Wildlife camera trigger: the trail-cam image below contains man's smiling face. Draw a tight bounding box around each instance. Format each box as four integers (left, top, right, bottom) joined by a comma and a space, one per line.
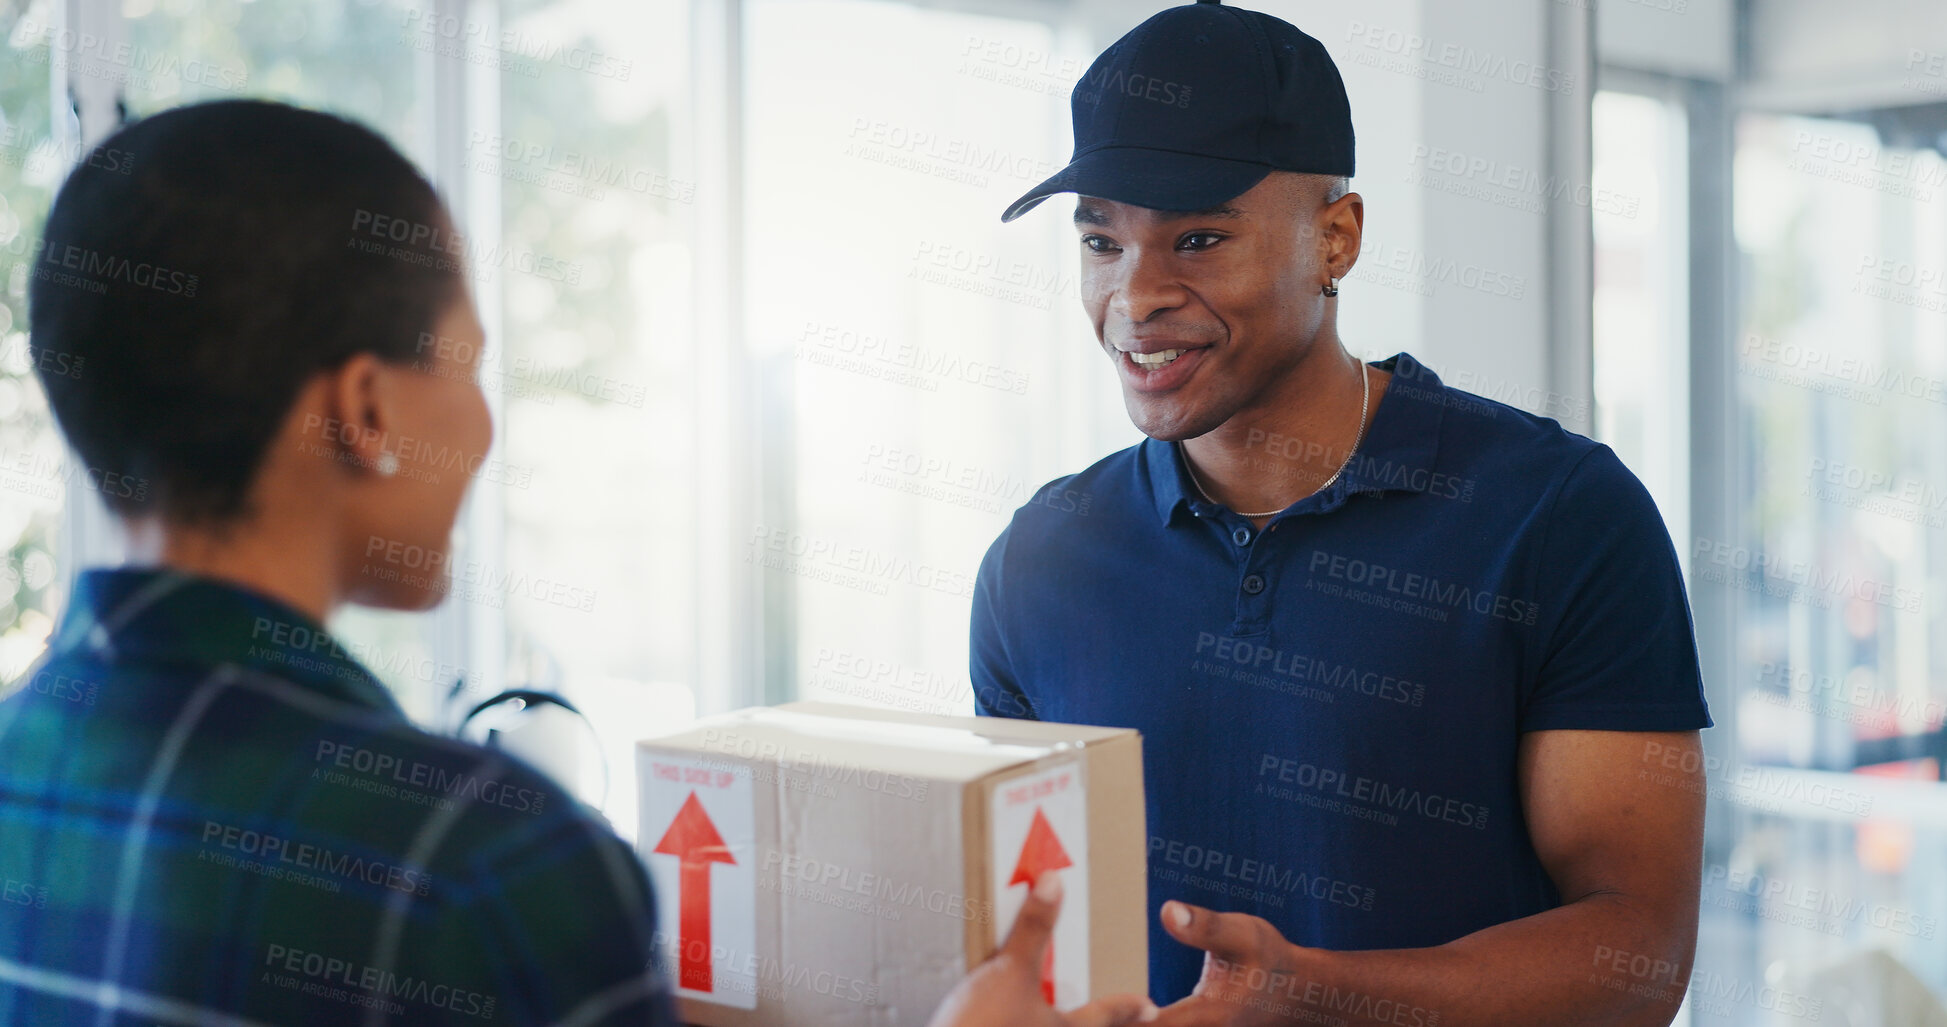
1075, 172, 1353, 441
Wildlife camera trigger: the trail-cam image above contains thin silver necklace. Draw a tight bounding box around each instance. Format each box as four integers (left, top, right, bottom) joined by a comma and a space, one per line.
1183, 358, 1370, 519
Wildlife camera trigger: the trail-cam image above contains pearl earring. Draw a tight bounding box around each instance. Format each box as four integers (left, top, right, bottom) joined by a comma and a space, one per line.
376, 452, 400, 477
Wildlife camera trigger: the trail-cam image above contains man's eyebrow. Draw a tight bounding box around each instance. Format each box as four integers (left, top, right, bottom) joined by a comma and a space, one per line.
1170, 205, 1246, 221
1073, 203, 1245, 226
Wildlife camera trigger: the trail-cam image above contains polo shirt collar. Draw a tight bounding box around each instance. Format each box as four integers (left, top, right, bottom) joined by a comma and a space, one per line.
47, 567, 404, 716
1144, 351, 1447, 526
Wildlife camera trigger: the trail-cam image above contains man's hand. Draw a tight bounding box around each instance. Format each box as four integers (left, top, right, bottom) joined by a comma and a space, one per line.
1151, 900, 1310, 1027
928, 872, 1159, 1027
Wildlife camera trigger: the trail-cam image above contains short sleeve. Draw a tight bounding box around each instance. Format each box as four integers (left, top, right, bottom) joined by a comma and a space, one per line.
1520, 445, 1712, 733
971, 523, 1037, 721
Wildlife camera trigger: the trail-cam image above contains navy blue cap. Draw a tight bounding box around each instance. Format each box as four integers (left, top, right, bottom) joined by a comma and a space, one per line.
1000, 0, 1355, 223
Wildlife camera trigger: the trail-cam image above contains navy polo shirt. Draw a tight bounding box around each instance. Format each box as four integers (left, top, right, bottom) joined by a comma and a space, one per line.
972, 352, 1711, 1002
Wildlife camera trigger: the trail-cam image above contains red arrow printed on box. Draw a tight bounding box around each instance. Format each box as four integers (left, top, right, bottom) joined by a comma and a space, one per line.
653, 791, 737, 992
1007, 806, 1074, 1005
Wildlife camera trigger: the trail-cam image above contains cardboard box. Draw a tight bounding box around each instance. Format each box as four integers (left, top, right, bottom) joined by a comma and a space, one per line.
634, 701, 1146, 1026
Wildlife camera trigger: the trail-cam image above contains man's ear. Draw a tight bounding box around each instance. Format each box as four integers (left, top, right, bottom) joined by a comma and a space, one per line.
1323, 192, 1364, 277
322, 353, 396, 477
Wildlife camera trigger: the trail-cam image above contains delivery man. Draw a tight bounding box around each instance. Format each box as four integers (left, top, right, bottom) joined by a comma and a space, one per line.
974, 3, 1713, 1023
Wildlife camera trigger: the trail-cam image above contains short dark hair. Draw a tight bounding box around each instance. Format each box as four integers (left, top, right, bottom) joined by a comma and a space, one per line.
29, 99, 462, 524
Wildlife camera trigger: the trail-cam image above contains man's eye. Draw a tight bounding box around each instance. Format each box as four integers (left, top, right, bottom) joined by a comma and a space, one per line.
1179, 233, 1224, 251
1081, 235, 1119, 253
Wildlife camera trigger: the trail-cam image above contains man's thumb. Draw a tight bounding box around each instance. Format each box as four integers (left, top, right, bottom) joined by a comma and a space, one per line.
1159, 900, 1258, 963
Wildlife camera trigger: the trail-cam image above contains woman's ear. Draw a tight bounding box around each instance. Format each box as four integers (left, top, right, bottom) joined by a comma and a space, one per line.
323, 353, 399, 479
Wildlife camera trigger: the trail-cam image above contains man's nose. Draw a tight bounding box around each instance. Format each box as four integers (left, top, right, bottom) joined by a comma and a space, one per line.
1107, 251, 1189, 323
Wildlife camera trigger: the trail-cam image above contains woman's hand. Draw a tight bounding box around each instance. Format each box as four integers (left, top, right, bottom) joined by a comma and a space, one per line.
928, 872, 1159, 1027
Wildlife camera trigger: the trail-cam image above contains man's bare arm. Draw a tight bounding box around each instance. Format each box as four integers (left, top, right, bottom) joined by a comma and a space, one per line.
1152, 730, 1706, 1027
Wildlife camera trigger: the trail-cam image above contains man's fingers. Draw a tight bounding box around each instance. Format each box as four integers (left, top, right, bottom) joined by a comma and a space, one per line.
1062, 993, 1159, 1027
1147, 995, 1227, 1027
1159, 900, 1265, 964
998, 870, 1063, 965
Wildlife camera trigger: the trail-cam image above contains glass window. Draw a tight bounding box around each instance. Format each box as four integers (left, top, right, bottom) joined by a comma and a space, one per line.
1700, 110, 1947, 1012
0, 0, 61, 685
120, 0, 426, 159
468, 0, 698, 840
1593, 89, 1690, 554
744, 0, 1134, 719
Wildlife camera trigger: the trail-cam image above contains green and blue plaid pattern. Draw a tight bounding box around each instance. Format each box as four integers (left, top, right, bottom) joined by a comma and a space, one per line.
0, 568, 676, 1026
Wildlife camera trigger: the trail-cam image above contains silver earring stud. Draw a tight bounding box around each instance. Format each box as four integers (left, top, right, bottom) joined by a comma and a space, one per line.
376, 452, 400, 477
1322, 277, 1340, 297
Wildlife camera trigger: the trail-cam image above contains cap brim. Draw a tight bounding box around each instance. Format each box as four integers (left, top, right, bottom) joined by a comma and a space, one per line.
1000, 147, 1277, 223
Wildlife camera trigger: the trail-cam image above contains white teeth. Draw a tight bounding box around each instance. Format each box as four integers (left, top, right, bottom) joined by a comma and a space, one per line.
1129, 349, 1185, 367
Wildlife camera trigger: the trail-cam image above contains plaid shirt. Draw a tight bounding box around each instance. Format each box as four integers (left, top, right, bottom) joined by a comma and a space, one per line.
0, 568, 677, 1026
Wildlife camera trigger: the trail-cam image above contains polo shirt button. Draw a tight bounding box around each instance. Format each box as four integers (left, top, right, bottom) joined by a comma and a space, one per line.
1232, 527, 1252, 546
1242, 575, 1265, 595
